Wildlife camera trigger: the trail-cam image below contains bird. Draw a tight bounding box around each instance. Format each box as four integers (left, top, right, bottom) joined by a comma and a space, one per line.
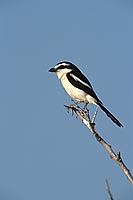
49, 61, 123, 127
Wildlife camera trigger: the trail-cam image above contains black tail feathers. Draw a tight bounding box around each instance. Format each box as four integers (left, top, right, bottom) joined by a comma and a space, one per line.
98, 103, 123, 127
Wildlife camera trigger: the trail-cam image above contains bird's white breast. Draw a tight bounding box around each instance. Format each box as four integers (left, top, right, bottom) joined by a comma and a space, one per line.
60, 74, 88, 102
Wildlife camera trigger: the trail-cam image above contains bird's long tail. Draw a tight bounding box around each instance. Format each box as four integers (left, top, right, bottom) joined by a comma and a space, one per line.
97, 103, 123, 127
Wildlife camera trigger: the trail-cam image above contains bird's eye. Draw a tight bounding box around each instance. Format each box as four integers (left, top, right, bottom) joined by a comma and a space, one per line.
57, 65, 66, 70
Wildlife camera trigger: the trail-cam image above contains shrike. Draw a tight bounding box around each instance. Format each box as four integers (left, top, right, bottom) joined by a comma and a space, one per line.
49, 61, 123, 127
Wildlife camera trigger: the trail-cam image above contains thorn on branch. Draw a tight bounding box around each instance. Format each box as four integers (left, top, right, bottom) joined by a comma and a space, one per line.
116, 151, 122, 162
95, 133, 102, 142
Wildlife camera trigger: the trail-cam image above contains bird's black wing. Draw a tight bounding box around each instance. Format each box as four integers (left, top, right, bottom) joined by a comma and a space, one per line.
72, 69, 93, 89
67, 71, 102, 104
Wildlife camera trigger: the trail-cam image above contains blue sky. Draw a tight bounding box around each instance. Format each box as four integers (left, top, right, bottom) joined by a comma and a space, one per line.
0, 0, 133, 199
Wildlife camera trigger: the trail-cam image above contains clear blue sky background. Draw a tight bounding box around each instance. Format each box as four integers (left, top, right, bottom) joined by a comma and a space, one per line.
0, 0, 133, 199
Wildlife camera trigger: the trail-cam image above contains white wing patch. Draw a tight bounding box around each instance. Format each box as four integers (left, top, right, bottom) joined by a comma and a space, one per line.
70, 73, 92, 89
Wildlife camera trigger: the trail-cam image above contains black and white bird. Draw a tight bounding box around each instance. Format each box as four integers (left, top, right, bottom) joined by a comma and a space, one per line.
49, 61, 123, 127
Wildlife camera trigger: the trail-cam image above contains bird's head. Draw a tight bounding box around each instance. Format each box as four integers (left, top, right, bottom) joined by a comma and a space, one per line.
49, 61, 78, 79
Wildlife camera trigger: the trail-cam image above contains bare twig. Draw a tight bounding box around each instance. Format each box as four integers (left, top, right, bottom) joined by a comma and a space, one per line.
91, 106, 99, 124
64, 105, 133, 186
105, 179, 114, 200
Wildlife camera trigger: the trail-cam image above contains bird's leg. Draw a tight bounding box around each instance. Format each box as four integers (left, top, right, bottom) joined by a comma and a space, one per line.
83, 103, 91, 123
83, 102, 88, 111
69, 99, 81, 108
91, 106, 99, 123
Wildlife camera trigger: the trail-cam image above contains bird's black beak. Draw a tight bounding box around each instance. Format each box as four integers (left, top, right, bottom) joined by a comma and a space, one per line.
49, 68, 56, 72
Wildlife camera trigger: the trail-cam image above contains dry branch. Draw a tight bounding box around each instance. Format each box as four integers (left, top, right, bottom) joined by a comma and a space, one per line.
64, 105, 133, 186
105, 179, 114, 200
